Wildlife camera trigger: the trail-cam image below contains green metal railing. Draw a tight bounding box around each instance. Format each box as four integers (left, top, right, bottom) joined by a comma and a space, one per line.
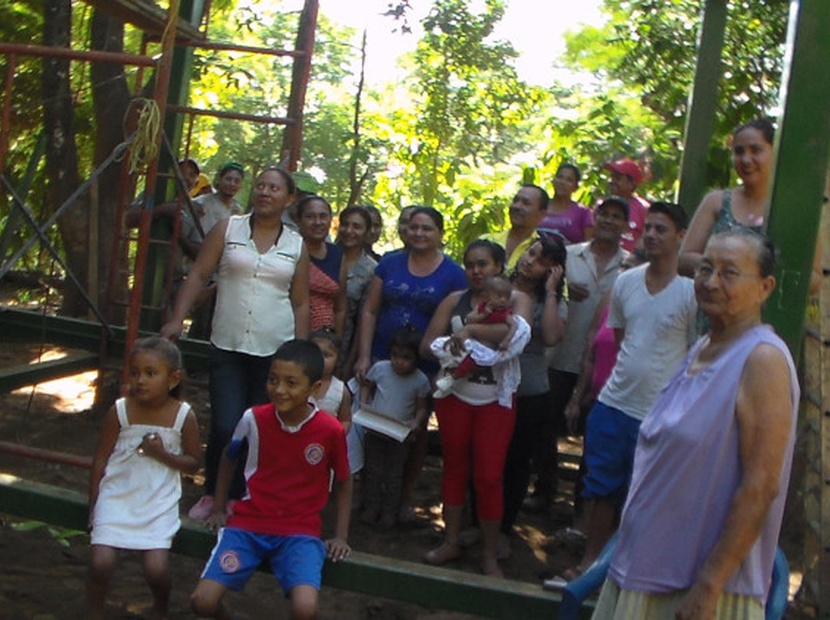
0, 473, 575, 618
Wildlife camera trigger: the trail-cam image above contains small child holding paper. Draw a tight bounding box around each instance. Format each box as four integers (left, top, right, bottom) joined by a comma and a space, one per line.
359, 326, 431, 529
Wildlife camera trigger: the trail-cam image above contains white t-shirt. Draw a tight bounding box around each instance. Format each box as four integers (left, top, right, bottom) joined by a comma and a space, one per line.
598, 264, 697, 421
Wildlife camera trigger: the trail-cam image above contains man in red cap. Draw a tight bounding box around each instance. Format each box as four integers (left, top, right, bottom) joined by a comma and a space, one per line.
603, 158, 649, 252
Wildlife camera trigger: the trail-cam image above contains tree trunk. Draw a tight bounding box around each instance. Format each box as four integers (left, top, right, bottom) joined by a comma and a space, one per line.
42, 0, 89, 317
346, 29, 368, 206
90, 10, 130, 321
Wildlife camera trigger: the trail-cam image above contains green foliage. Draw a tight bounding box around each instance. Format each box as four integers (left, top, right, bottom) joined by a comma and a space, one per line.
0, 2, 41, 42
184, 4, 360, 205
0, 2, 45, 178
0, 0, 793, 280
361, 0, 541, 256
0, 4, 65, 272
11, 520, 86, 548
532, 87, 683, 206
563, 0, 788, 192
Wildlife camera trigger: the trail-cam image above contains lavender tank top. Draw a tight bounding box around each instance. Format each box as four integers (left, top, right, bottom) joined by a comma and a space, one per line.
608, 325, 798, 603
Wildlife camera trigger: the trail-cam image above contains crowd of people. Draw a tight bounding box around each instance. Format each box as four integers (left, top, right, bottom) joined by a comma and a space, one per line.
88, 118, 801, 618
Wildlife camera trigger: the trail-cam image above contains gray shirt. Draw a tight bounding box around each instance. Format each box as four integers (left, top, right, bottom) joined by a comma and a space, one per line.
366, 360, 431, 423
547, 241, 628, 374
518, 294, 568, 397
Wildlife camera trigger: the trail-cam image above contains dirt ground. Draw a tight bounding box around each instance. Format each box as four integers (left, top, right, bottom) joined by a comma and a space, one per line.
0, 337, 595, 619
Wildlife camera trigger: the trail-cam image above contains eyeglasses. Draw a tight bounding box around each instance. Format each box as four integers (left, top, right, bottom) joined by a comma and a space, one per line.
694, 264, 757, 283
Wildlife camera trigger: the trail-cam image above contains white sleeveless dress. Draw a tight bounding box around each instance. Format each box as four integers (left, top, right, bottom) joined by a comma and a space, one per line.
91, 398, 191, 549
315, 376, 345, 417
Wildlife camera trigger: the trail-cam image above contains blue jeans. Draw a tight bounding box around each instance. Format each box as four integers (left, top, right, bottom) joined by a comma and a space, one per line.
205, 346, 271, 498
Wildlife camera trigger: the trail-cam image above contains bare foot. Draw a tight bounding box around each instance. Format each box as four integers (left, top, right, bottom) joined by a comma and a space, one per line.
424, 542, 461, 566
458, 526, 481, 548
496, 533, 511, 561
481, 556, 503, 578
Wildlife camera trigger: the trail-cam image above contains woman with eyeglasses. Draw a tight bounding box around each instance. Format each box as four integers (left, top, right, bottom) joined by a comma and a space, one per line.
592, 230, 798, 619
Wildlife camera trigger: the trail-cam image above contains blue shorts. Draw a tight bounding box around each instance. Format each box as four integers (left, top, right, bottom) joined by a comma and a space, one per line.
201, 527, 326, 594
582, 401, 641, 504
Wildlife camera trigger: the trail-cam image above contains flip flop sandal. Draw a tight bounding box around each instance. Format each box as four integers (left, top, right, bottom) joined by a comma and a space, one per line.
542, 566, 584, 591
542, 527, 587, 552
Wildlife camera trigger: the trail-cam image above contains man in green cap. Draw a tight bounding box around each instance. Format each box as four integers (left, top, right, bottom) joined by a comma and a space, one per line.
282, 170, 320, 231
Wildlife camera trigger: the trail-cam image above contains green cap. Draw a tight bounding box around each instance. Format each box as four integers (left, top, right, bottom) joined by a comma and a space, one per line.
218, 161, 245, 177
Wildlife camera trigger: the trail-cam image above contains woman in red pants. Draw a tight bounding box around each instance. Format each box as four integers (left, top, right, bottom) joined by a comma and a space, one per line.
420, 239, 533, 577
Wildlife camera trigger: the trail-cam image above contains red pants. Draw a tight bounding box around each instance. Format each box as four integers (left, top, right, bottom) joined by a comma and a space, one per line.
435, 394, 516, 521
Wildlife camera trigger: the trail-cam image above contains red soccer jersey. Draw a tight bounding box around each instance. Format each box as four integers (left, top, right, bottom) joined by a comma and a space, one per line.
226, 403, 349, 537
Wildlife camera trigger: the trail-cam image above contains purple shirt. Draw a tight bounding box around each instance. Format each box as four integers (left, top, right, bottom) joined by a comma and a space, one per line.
537, 202, 593, 244
608, 325, 798, 603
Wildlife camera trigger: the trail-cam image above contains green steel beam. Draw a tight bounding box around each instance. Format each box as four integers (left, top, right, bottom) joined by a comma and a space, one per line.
320, 553, 572, 619
0, 473, 89, 528
0, 308, 210, 371
142, 0, 207, 332
0, 473, 581, 618
676, 0, 727, 213
0, 351, 98, 392
0, 308, 119, 352
763, 0, 830, 360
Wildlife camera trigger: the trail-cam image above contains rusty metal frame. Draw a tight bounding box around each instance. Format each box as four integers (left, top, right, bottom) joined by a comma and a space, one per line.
78, 0, 203, 40
168, 104, 295, 126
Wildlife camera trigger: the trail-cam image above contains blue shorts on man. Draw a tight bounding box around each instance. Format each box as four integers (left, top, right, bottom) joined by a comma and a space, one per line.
582, 401, 641, 504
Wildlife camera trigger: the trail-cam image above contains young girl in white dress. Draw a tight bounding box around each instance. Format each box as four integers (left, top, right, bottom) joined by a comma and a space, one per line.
311, 327, 352, 432
87, 337, 201, 619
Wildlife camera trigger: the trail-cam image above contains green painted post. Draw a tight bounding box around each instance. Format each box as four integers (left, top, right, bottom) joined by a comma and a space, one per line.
158, 0, 205, 190
763, 0, 830, 361
141, 0, 207, 332
676, 0, 727, 214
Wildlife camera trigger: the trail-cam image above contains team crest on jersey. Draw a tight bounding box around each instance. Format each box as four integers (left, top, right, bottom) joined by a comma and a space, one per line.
305, 443, 324, 465
219, 550, 241, 573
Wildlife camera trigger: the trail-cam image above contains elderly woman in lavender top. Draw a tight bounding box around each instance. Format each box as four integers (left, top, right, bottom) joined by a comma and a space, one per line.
593, 230, 798, 619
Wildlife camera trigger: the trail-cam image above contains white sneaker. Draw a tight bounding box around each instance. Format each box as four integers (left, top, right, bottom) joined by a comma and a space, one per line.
433, 375, 454, 399
436, 375, 454, 390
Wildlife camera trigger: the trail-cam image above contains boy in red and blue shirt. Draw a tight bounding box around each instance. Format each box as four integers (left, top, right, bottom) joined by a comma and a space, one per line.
191, 339, 352, 619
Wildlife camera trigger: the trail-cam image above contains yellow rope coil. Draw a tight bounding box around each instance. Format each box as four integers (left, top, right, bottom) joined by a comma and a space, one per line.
126, 0, 179, 173
127, 98, 161, 174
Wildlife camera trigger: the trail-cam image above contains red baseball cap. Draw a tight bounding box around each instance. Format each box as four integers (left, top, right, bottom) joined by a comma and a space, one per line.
603, 158, 643, 185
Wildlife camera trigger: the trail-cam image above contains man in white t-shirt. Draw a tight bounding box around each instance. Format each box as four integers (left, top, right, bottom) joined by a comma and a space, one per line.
549, 201, 697, 587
